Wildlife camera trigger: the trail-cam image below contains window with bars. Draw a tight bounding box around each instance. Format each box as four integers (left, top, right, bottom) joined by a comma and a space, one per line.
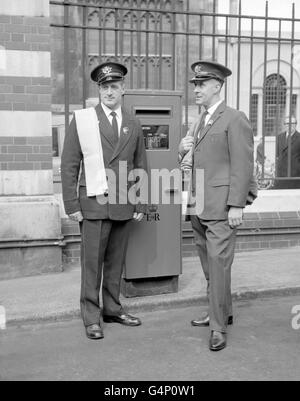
250, 94, 258, 136
52, 127, 59, 157
292, 94, 297, 117
263, 74, 287, 137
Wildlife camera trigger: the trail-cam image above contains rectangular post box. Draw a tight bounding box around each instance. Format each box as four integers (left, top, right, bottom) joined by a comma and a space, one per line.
122, 90, 183, 297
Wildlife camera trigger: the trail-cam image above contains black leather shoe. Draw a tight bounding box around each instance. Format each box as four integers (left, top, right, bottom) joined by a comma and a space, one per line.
191, 314, 210, 327
86, 324, 104, 340
209, 331, 227, 351
191, 314, 233, 327
103, 313, 142, 327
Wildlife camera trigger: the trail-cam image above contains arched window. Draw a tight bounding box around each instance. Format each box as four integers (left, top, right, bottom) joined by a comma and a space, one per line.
263, 74, 287, 136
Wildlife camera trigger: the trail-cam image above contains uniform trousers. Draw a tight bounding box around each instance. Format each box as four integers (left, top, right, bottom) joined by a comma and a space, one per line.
80, 219, 131, 327
191, 216, 237, 333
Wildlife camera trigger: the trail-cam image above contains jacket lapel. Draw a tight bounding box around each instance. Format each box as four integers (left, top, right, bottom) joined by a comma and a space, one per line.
110, 108, 134, 163
195, 101, 226, 148
290, 131, 298, 148
281, 134, 288, 152
95, 103, 115, 150
282, 132, 296, 152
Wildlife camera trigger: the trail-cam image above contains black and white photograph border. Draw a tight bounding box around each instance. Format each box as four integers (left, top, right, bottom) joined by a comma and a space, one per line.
0, 0, 300, 384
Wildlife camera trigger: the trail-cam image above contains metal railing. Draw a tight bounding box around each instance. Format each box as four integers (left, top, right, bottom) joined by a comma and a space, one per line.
50, 0, 300, 189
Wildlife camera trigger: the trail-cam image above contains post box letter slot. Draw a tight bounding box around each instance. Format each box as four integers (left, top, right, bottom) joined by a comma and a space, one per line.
164, 188, 180, 193
135, 109, 171, 116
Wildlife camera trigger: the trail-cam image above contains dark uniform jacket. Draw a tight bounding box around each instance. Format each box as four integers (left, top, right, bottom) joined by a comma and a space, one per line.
61, 103, 148, 220
274, 130, 300, 189
276, 131, 300, 177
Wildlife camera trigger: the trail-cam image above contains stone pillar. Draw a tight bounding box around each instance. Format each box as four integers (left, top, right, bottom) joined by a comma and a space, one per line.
0, 0, 62, 280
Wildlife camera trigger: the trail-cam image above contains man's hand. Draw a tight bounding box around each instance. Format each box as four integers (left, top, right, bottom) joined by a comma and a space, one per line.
228, 207, 243, 229
69, 211, 84, 223
133, 212, 144, 222
179, 136, 194, 154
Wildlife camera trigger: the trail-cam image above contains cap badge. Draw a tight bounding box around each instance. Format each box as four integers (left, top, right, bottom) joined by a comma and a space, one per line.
194, 65, 203, 74
102, 66, 113, 74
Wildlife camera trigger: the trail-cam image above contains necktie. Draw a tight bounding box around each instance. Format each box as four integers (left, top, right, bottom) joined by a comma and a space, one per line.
197, 110, 209, 139
110, 111, 119, 146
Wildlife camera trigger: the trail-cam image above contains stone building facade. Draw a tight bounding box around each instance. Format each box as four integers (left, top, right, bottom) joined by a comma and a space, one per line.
0, 0, 62, 279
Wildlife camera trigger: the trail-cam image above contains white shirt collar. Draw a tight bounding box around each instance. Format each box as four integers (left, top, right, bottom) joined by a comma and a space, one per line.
286, 130, 296, 138
206, 99, 223, 117
101, 102, 122, 120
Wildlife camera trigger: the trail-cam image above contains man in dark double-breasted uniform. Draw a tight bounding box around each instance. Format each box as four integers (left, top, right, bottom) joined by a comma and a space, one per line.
179, 61, 257, 351
274, 116, 300, 189
61, 62, 148, 340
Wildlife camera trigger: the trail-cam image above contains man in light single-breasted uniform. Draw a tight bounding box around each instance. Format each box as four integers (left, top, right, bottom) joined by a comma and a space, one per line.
61, 62, 148, 340
179, 61, 257, 351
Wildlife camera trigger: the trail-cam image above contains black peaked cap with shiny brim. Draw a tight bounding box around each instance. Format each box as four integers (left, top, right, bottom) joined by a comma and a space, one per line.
91, 62, 128, 84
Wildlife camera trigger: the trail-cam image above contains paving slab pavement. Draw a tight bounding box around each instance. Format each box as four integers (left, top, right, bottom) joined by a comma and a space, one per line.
0, 247, 299, 325
1, 296, 300, 381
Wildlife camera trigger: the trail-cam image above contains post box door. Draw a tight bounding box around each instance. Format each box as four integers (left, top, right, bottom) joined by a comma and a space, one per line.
123, 91, 182, 280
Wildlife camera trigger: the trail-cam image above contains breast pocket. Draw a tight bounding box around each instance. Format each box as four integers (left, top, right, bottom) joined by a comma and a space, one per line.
210, 177, 230, 187
209, 132, 227, 143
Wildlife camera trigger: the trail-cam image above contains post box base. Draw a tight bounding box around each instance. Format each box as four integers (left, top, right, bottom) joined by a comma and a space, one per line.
121, 276, 179, 298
